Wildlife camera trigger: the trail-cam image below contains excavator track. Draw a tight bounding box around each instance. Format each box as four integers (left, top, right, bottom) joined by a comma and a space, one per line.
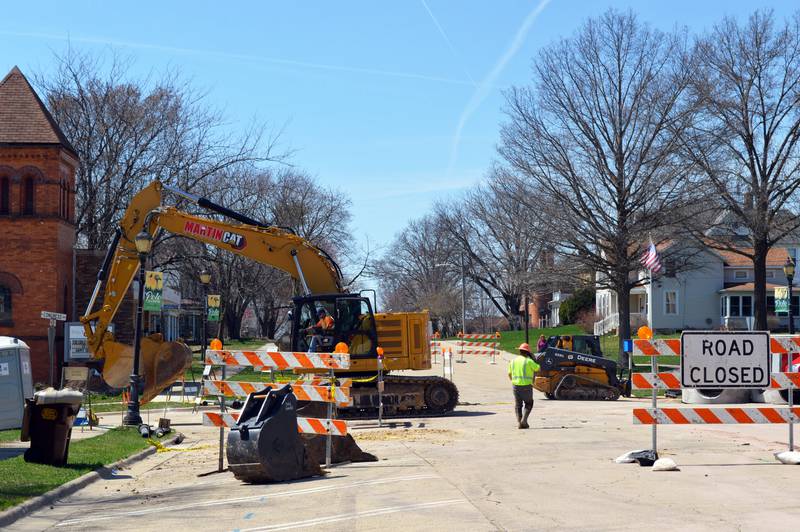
338, 375, 459, 419
552, 373, 621, 401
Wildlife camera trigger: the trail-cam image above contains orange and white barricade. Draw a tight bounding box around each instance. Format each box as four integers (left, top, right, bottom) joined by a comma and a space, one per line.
629, 335, 800, 462
633, 406, 800, 425
203, 380, 351, 406
203, 411, 348, 436
457, 333, 500, 364
204, 349, 351, 469
205, 350, 349, 370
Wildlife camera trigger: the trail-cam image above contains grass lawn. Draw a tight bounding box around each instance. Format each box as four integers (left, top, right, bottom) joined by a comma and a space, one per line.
228, 367, 296, 383
495, 325, 584, 353
0, 427, 149, 511
222, 338, 268, 350
0, 429, 21, 443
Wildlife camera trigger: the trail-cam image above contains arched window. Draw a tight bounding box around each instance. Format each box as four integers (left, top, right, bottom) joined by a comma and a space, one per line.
22, 177, 35, 215
0, 177, 8, 214
0, 285, 11, 323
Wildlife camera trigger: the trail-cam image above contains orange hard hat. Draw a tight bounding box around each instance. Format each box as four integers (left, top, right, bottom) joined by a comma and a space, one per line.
518, 343, 531, 353
334, 342, 349, 354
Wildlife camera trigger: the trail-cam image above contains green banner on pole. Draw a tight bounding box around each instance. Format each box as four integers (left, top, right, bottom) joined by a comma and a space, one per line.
143, 271, 163, 312
776, 286, 789, 314
208, 294, 221, 322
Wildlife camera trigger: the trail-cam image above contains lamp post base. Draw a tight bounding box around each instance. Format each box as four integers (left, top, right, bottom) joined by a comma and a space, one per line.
122, 374, 142, 426
122, 408, 143, 426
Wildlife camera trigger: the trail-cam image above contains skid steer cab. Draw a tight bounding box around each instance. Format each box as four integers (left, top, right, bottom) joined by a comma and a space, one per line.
544, 334, 603, 356
287, 293, 379, 360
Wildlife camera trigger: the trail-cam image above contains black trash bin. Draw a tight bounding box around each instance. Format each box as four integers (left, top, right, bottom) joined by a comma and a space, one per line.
21, 389, 83, 466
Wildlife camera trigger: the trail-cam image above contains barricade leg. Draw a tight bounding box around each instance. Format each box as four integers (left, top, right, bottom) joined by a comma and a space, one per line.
218, 365, 226, 473
325, 369, 333, 468
651, 353, 658, 453
789, 378, 795, 452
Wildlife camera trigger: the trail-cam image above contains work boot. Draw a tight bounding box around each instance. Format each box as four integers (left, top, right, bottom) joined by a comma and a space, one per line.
520, 407, 532, 429
515, 410, 522, 429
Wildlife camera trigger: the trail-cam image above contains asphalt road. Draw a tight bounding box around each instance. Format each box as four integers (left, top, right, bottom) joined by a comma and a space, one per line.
9, 346, 800, 531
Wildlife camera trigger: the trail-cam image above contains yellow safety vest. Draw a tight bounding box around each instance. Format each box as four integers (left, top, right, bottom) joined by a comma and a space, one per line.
509, 355, 538, 386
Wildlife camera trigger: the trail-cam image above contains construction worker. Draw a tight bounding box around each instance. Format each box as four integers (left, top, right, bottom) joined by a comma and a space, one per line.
508, 342, 539, 429
307, 307, 335, 352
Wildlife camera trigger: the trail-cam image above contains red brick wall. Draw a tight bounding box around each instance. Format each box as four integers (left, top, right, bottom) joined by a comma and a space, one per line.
0, 145, 76, 384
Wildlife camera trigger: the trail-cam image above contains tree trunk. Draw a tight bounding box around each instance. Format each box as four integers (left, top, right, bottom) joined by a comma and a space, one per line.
752, 238, 769, 331
225, 308, 243, 340
617, 281, 632, 369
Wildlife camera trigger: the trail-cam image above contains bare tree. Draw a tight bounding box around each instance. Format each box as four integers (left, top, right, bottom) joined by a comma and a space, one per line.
682, 10, 800, 330
37, 48, 282, 250
374, 214, 464, 334
435, 168, 548, 330
156, 169, 355, 340
498, 10, 698, 360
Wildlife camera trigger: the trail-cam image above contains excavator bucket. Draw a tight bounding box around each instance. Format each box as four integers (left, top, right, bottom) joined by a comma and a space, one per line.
227, 385, 322, 483
100, 334, 193, 404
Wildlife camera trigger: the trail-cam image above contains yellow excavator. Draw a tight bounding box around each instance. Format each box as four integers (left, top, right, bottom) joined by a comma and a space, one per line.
80, 180, 458, 415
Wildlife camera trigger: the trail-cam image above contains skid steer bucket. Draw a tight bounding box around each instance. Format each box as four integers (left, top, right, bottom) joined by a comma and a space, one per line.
100, 335, 193, 404
226, 385, 322, 483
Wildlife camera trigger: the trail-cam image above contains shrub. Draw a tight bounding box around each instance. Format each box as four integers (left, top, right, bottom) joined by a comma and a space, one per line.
559, 287, 596, 325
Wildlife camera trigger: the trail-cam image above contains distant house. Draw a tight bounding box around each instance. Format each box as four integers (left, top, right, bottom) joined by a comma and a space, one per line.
594, 243, 795, 335
547, 291, 571, 327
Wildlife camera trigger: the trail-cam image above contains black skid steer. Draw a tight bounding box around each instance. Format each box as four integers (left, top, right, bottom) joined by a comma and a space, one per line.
533, 335, 632, 400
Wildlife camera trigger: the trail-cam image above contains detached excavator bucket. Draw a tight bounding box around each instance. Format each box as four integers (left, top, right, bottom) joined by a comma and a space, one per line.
227, 386, 322, 483
100, 334, 193, 404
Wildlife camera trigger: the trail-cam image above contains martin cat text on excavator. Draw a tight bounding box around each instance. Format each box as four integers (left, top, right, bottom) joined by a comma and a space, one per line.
80, 180, 458, 416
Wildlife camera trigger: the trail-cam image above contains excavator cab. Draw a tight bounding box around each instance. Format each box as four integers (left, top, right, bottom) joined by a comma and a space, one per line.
290, 294, 379, 357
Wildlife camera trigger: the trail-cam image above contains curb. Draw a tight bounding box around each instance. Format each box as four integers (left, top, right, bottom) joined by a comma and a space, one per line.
0, 443, 158, 528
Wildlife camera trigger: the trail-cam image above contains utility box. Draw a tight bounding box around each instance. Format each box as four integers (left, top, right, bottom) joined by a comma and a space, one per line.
0, 337, 34, 430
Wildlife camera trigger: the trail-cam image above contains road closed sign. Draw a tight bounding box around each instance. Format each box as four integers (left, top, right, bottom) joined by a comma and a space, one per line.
680, 331, 770, 388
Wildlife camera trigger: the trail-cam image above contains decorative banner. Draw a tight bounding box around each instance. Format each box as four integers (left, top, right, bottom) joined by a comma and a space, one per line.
143, 271, 163, 312
775, 286, 789, 314
207, 294, 221, 322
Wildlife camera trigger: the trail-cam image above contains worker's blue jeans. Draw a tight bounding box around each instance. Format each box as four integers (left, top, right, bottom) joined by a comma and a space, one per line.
308, 335, 322, 353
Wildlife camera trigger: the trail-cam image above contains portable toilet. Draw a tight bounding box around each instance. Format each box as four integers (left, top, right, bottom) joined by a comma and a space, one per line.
0, 337, 34, 429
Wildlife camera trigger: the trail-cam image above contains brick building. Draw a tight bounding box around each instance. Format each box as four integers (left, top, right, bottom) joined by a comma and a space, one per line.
0, 66, 78, 385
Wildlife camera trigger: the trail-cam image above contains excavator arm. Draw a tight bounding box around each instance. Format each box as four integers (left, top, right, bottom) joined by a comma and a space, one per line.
80, 180, 343, 402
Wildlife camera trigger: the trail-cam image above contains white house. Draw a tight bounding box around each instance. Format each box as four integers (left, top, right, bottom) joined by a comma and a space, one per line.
594, 244, 797, 335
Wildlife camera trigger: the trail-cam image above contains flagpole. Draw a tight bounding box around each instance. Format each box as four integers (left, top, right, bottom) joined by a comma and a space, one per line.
650, 264, 657, 454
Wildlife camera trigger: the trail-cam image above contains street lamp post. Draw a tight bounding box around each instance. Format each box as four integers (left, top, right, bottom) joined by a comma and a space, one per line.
784, 258, 795, 335
123, 230, 152, 426
460, 253, 466, 335
199, 270, 211, 364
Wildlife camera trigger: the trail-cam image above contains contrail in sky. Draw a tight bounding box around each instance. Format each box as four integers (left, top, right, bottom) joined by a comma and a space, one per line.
447, 0, 551, 177
420, 0, 476, 85
0, 30, 476, 87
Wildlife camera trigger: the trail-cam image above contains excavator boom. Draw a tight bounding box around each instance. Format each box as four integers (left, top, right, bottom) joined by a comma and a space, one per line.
80, 180, 343, 402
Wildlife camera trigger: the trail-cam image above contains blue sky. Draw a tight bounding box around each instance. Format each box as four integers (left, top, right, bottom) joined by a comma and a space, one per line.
1, 1, 797, 256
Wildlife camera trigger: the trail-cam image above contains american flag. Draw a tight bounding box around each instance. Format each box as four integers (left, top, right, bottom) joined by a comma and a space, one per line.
641, 240, 662, 273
